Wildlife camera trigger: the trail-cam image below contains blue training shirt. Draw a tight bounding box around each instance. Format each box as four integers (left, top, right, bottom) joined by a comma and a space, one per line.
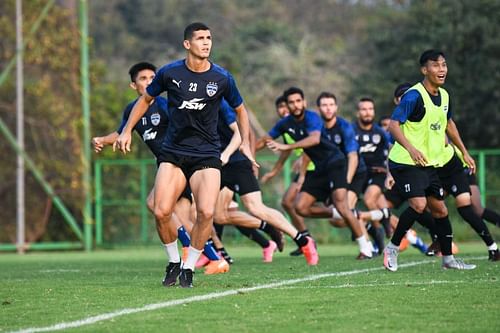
117, 96, 169, 158
324, 117, 367, 173
268, 110, 345, 170
353, 122, 390, 170
146, 59, 243, 157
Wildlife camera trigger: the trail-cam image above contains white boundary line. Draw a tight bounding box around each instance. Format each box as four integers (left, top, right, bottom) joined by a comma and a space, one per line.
8, 258, 484, 333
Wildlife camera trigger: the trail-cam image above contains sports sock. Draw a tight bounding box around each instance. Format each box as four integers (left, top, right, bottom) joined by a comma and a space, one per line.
415, 210, 438, 240
457, 205, 494, 246
391, 206, 419, 246
213, 223, 224, 240
182, 246, 202, 271
488, 243, 498, 251
406, 230, 418, 244
369, 210, 384, 221
177, 226, 190, 247
356, 235, 372, 256
164, 240, 180, 263
293, 232, 308, 247
203, 239, 221, 261
237, 226, 269, 248
482, 208, 500, 227
434, 216, 453, 256
332, 208, 342, 219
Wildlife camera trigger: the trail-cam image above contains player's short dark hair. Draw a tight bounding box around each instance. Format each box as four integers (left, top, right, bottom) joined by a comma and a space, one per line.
184, 22, 210, 40
316, 91, 337, 107
358, 97, 375, 105
393, 82, 412, 98
283, 87, 304, 101
378, 115, 391, 126
419, 49, 445, 66
128, 62, 156, 82
275, 95, 286, 108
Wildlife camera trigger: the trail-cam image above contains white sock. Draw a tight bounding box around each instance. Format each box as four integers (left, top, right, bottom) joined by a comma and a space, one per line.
387, 242, 399, 250
182, 246, 203, 271
332, 208, 342, 219
369, 210, 384, 221
164, 240, 180, 263
406, 230, 418, 245
488, 243, 498, 251
356, 236, 372, 257
443, 255, 454, 263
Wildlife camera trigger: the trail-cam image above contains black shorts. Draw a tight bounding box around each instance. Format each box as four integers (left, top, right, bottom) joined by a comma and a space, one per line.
348, 171, 367, 196
158, 151, 221, 181
383, 186, 405, 209
437, 155, 471, 197
155, 158, 193, 203
363, 171, 386, 192
221, 160, 260, 196
301, 160, 348, 202
389, 163, 444, 200
465, 168, 477, 186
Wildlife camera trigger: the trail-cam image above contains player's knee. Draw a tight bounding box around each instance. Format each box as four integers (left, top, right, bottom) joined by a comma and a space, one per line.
197, 206, 215, 222
153, 206, 173, 221
281, 198, 293, 211
295, 202, 309, 217
410, 202, 426, 214
214, 211, 230, 225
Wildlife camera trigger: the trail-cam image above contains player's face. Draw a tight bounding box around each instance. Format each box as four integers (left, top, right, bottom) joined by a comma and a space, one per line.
422, 55, 447, 87
185, 30, 212, 59
276, 101, 289, 118
380, 119, 390, 131
357, 101, 375, 125
287, 93, 306, 118
318, 97, 337, 121
131, 69, 155, 96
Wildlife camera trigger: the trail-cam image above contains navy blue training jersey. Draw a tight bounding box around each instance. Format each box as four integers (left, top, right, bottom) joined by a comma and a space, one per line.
117, 96, 169, 158
218, 99, 248, 164
268, 110, 345, 170
353, 122, 390, 170
323, 117, 367, 173
146, 59, 243, 157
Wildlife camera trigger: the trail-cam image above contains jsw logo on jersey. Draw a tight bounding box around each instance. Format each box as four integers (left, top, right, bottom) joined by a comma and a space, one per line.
359, 143, 377, 153
142, 128, 157, 141
178, 98, 207, 110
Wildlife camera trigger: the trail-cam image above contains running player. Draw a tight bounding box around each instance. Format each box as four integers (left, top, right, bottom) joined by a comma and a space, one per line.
384, 50, 476, 271
115, 23, 254, 288
92, 62, 230, 280
263, 87, 373, 259
215, 99, 319, 265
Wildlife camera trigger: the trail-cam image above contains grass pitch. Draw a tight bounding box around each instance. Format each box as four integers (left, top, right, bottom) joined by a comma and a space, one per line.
1, 243, 498, 333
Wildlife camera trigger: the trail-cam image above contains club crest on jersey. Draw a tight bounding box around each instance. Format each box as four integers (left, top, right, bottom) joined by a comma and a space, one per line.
372, 134, 381, 144
334, 134, 342, 144
206, 82, 218, 97
150, 113, 160, 126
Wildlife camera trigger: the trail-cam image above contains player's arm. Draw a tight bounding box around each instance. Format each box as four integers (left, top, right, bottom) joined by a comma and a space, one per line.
266, 131, 320, 152
92, 131, 119, 153
260, 149, 292, 183
446, 118, 475, 173
233, 103, 258, 167
296, 153, 310, 187
346, 152, 358, 184
114, 94, 153, 154
220, 122, 242, 166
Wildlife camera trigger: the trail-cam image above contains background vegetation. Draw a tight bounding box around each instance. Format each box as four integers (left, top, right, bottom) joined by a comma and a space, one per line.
0, 0, 498, 244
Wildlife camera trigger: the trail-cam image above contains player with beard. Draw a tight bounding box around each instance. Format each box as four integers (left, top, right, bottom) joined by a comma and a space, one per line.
353, 98, 392, 244
260, 87, 374, 259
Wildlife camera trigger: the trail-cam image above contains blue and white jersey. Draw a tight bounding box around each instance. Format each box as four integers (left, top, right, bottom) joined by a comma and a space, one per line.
353, 122, 390, 170
391, 88, 453, 124
146, 59, 243, 157
117, 96, 169, 158
268, 110, 345, 170
323, 117, 367, 173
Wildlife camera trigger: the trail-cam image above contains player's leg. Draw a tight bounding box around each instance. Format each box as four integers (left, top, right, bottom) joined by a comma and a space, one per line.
153, 162, 188, 286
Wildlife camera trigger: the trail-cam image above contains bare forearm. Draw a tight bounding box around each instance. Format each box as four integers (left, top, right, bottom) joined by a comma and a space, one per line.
346, 152, 358, 183
446, 119, 468, 155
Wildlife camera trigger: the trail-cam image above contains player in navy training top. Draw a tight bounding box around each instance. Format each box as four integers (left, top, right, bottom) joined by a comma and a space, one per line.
115, 22, 253, 288
353, 97, 393, 243
262, 87, 374, 259
215, 100, 319, 265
